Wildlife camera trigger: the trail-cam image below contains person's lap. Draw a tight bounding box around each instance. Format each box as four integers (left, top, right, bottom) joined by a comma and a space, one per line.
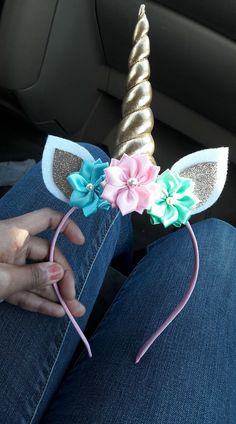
42, 218, 236, 424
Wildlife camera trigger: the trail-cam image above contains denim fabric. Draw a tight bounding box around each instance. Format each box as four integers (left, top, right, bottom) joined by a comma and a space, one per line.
0, 143, 132, 424
42, 219, 236, 424
0, 141, 236, 423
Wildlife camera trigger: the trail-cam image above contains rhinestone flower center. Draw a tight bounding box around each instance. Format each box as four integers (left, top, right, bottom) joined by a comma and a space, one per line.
86, 183, 94, 192
127, 177, 138, 187
166, 196, 176, 205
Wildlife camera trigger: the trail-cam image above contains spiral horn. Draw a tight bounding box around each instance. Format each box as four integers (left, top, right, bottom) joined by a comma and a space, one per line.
113, 4, 156, 164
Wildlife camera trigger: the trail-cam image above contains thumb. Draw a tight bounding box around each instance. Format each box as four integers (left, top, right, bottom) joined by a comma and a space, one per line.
0, 262, 64, 298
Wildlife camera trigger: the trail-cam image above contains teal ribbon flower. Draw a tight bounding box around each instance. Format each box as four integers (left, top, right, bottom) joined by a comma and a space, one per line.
148, 169, 199, 228
67, 159, 111, 217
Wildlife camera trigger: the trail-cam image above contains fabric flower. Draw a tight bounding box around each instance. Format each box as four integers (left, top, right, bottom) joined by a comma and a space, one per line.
148, 169, 199, 227
67, 159, 111, 217
101, 154, 160, 215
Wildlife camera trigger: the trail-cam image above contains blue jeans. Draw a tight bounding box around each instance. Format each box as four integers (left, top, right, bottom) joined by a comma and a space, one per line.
0, 144, 235, 423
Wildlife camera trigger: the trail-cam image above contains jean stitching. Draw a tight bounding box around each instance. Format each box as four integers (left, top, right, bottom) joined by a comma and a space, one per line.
29, 210, 120, 424
78, 212, 120, 300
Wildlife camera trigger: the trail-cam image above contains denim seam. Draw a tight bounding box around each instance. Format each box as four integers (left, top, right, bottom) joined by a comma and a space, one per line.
75, 212, 116, 295
78, 212, 121, 300
29, 210, 120, 424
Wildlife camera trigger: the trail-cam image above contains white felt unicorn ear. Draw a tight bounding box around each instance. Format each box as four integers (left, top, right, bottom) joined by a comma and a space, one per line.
171, 147, 228, 214
42, 135, 94, 203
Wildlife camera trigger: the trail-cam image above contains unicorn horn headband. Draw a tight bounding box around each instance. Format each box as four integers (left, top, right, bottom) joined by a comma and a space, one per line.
42, 4, 228, 363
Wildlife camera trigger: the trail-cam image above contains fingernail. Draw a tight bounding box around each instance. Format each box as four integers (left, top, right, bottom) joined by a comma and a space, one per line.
48, 264, 64, 281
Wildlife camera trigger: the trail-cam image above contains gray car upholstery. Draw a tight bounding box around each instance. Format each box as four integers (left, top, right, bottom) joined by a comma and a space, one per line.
0, 0, 104, 135
154, 0, 236, 41
0, 0, 235, 161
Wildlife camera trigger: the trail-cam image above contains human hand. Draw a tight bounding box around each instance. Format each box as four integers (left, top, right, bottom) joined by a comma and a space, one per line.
0, 208, 86, 318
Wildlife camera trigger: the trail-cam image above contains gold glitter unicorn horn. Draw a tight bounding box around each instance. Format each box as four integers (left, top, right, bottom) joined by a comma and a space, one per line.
113, 4, 156, 165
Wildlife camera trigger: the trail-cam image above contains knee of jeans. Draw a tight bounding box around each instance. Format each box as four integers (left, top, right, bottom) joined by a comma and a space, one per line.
148, 218, 235, 269
194, 218, 234, 247
79, 142, 110, 163
193, 218, 235, 283
197, 217, 230, 230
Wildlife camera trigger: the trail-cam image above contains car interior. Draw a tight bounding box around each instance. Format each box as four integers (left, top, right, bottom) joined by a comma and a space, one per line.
0, 0, 235, 342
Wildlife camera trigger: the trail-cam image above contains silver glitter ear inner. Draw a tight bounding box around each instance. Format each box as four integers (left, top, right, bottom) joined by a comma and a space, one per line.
180, 162, 217, 208
53, 149, 82, 198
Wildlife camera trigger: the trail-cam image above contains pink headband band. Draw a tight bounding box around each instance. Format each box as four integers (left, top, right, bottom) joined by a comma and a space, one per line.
49, 207, 199, 363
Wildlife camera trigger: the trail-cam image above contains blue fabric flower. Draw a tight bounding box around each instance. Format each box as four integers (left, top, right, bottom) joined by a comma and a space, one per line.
67, 159, 111, 217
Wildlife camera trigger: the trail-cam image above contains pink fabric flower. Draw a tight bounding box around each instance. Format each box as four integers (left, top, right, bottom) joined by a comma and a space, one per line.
101, 154, 160, 215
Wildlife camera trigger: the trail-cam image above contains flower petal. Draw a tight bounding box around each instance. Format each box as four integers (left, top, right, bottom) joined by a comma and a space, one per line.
162, 204, 179, 227
134, 154, 150, 177
176, 194, 198, 210
176, 178, 192, 194
157, 169, 179, 194
70, 190, 93, 208
101, 184, 120, 204
135, 186, 153, 210
142, 165, 160, 185
67, 173, 88, 192
134, 154, 160, 184
91, 160, 109, 185
149, 201, 166, 219
175, 203, 191, 225
80, 160, 94, 182
83, 193, 99, 217
110, 158, 120, 166
104, 166, 127, 187
149, 214, 162, 225
119, 154, 138, 178
146, 182, 163, 200
94, 176, 105, 193
116, 188, 138, 215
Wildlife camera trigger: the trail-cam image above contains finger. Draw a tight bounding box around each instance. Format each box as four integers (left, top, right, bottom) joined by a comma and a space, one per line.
6, 292, 86, 317
9, 208, 85, 244
63, 298, 86, 317
0, 262, 64, 298
31, 284, 59, 302
30, 286, 86, 316
26, 236, 51, 262
27, 237, 77, 301
6, 291, 66, 317
58, 269, 76, 301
